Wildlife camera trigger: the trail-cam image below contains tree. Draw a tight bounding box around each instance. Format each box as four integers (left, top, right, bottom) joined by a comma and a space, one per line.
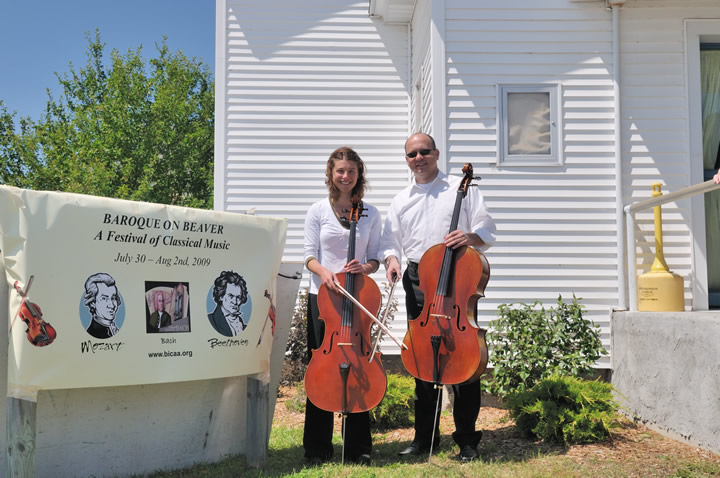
0, 30, 214, 208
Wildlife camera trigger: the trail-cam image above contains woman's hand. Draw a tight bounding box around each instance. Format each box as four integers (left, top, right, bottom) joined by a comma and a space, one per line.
344, 259, 374, 275
318, 267, 338, 293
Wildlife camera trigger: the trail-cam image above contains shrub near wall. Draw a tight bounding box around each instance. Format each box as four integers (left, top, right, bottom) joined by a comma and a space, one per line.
486, 295, 606, 398
508, 375, 619, 445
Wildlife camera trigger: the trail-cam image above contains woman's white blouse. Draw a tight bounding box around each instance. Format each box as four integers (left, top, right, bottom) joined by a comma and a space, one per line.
303, 198, 381, 294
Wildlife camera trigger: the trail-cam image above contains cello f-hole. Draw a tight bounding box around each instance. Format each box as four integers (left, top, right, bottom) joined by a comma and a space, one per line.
322, 330, 339, 355
453, 305, 466, 331
354, 331, 370, 357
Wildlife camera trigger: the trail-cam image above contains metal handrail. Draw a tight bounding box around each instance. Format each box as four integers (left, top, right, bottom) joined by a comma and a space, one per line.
624, 179, 720, 311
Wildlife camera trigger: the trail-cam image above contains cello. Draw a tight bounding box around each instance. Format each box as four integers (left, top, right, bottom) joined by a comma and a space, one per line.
400, 163, 490, 386
304, 201, 387, 416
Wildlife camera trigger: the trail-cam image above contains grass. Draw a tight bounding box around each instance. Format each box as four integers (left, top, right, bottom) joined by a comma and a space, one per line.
142, 385, 720, 478
146, 422, 720, 478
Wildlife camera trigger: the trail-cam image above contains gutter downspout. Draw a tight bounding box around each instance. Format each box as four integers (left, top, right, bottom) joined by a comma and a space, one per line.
213, 0, 227, 212
430, 0, 447, 172
609, 1, 627, 309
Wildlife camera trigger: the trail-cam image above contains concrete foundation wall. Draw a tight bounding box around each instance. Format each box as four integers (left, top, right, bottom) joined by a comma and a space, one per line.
611, 311, 720, 455
30, 378, 248, 477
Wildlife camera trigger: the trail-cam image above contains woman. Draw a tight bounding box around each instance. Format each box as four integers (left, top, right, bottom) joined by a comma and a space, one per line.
302, 147, 381, 466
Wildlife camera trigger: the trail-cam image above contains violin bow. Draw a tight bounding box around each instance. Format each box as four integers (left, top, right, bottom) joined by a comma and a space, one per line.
256, 289, 276, 347
368, 277, 399, 363
332, 280, 407, 351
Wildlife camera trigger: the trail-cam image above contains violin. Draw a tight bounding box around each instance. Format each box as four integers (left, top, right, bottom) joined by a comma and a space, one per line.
400, 164, 490, 385
13, 276, 57, 347
304, 201, 387, 414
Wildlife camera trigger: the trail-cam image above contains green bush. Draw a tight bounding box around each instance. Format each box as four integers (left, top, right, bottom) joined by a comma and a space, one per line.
508, 375, 619, 445
283, 373, 415, 430
486, 295, 606, 398
369, 373, 415, 430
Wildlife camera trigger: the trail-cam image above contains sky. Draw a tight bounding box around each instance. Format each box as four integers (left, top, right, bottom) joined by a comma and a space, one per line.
0, 0, 216, 121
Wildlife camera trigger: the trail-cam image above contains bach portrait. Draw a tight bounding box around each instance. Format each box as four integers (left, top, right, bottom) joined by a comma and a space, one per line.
144, 281, 191, 333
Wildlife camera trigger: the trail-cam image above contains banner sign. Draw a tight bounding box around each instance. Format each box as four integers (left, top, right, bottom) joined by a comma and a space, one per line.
0, 186, 287, 400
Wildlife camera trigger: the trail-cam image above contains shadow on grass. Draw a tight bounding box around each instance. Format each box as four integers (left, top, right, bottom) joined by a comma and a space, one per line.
235, 424, 571, 477
146, 424, 575, 477
476, 424, 568, 463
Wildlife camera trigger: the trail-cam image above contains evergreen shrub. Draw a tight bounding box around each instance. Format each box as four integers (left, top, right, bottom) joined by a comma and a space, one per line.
508, 374, 619, 445
369, 373, 415, 430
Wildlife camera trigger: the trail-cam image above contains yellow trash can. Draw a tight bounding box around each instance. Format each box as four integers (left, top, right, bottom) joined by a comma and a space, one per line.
637, 183, 684, 312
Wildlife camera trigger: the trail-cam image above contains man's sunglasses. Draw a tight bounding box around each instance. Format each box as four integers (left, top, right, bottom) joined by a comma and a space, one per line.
406, 149, 432, 158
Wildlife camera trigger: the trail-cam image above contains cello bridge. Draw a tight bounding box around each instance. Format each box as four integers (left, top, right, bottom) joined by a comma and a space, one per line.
430, 314, 451, 320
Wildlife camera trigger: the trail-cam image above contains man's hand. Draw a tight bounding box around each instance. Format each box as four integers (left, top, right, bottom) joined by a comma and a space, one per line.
385, 256, 401, 283
444, 229, 469, 249
444, 230, 484, 249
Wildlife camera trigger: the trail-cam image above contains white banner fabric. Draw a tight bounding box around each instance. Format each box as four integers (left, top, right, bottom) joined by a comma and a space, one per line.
0, 186, 287, 399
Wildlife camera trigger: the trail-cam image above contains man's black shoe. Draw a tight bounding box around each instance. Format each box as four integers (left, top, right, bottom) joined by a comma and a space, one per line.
306, 456, 326, 466
398, 443, 427, 456
459, 444, 478, 462
352, 454, 371, 465
398, 441, 439, 456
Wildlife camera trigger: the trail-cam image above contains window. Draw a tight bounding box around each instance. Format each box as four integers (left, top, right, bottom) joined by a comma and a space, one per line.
497, 84, 562, 166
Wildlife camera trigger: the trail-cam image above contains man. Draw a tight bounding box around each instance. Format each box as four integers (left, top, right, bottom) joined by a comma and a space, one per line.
147, 291, 172, 333
208, 270, 249, 337
83, 272, 122, 339
381, 132, 496, 461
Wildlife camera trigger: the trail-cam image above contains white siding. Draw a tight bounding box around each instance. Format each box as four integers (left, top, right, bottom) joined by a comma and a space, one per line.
444, 0, 615, 366
216, 1, 410, 275
410, 1, 432, 134
215, 0, 720, 363
620, 3, 720, 308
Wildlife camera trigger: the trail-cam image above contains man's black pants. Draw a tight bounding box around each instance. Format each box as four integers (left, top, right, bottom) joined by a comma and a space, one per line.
403, 261, 483, 449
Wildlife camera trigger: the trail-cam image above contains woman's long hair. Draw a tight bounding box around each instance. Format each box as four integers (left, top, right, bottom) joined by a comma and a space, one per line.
325, 146, 367, 201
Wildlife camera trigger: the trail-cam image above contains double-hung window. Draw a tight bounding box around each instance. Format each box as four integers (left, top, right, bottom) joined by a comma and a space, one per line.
497, 84, 562, 166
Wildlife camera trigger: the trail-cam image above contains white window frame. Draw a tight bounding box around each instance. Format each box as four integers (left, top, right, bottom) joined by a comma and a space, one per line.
496, 84, 562, 167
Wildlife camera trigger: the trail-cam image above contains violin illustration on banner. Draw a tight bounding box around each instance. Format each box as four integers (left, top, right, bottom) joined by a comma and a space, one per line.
12, 275, 57, 347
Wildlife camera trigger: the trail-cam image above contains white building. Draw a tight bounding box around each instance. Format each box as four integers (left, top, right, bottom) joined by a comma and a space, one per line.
215, 0, 720, 367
